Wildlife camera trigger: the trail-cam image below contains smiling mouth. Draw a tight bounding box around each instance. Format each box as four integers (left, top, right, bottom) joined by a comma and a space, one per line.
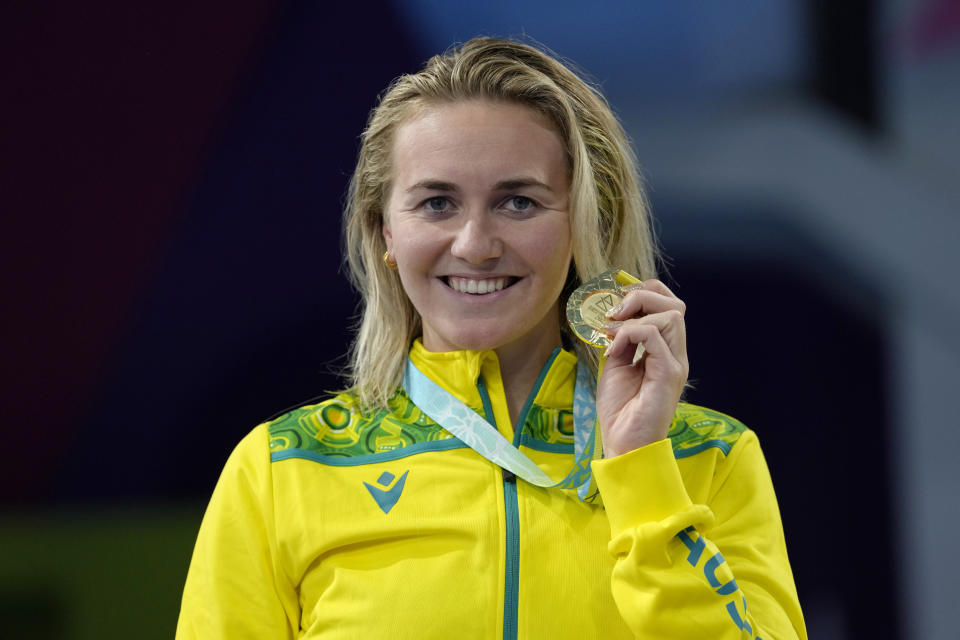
443, 276, 519, 295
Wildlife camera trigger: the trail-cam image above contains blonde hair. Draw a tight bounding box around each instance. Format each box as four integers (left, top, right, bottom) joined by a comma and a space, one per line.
343, 37, 657, 408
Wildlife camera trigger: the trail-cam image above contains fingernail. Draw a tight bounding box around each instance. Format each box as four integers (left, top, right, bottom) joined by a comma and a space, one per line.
604, 303, 624, 318
623, 282, 645, 292
603, 343, 612, 357
601, 321, 622, 336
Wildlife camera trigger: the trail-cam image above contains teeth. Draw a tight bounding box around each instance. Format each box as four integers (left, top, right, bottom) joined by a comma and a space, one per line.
448, 277, 508, 295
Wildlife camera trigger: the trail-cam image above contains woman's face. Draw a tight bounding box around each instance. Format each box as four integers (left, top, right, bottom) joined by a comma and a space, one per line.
383, 100, 572, 356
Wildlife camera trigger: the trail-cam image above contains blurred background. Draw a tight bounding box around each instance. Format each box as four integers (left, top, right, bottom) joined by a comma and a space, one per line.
2, 1, 958, 638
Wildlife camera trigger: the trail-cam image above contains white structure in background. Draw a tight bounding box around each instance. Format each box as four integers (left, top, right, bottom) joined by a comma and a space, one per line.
630, 2, 960, 635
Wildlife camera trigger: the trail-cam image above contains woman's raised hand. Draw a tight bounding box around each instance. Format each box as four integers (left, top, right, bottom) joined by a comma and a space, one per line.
596, 279, 689, 458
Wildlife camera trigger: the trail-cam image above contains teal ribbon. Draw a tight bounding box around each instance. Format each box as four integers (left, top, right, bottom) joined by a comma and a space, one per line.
403, 357, 601, 502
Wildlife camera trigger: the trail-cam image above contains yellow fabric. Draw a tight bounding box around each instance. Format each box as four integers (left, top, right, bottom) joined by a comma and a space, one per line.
177, 343, 806, 639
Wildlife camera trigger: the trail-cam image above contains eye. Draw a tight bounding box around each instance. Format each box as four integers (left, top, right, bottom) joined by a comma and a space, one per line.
503, 196, 536, 213
420, 196, 453, 215
422, 196, 452, 214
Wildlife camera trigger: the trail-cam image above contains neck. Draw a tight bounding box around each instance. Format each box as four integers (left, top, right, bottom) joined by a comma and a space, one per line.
496, 325, 562, 428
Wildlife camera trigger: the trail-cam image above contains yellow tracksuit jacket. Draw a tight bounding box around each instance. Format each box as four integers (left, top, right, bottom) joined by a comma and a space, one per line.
177, 341, 806, 638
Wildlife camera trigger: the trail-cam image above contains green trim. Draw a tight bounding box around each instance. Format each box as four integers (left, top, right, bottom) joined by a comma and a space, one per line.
477, 371, 523, 640
668, 404, 746, 459
270, 439, 467, 466
518, 434, 574, 453
673, 439, 732, 458
513, 347, 561, 445
477, 377, 496, 426
502, 474, 519, 640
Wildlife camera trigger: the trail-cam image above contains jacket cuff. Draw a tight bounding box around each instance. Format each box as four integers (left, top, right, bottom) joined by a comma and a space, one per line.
592, 439, 693, 536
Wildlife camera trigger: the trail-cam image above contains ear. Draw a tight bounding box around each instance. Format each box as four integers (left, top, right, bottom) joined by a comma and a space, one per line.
381, 217, 393, 252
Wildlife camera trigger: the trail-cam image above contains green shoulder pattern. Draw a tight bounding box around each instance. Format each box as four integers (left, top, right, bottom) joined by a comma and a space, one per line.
268, 389, 456, 459
668, 403, 746, 458
523, 404, 575, 444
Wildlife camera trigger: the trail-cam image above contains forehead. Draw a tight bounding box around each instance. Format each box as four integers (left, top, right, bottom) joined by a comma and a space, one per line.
390, 100, 568, 187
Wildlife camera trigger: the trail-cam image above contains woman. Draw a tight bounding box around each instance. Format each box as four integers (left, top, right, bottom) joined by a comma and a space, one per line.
177, 38, 806, 639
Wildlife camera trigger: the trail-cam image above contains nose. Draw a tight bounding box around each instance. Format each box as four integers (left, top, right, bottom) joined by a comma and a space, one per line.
450, 212, 503, 264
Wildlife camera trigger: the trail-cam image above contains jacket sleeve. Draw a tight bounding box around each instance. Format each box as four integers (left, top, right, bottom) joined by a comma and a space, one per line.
176, 425, 299, 639
591, 431, 807, 639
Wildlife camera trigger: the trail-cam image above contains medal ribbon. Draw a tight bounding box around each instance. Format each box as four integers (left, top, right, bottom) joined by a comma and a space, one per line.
403, 357, 602, 501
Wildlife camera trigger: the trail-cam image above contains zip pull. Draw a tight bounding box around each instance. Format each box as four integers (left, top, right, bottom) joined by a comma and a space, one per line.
502, 469, 516, 483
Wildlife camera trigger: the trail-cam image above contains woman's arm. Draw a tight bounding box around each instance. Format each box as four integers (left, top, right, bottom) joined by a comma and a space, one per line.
176, 425, 299, 640
595, 279, 805, 638
593, 430, 806, 639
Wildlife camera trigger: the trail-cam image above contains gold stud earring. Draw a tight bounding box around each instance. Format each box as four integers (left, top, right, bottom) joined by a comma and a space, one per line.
383, 251, 398, 271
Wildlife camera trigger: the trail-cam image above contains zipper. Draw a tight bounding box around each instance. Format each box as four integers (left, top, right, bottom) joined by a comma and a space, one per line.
502, 470, 519, 640
478, 378, 520, 640
477, 350, 561, 640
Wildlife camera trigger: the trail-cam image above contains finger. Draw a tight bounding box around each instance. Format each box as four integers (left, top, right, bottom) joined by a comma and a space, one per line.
605, 286, 686, 321
605, 323, 673, 372
625, 278, 678, 299
604, 320, 685, 378
604, 309, 687, 366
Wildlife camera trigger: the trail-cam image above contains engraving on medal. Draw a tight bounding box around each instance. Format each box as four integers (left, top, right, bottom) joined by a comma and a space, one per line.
579, 289, 621, 330
566, 269, 642, 350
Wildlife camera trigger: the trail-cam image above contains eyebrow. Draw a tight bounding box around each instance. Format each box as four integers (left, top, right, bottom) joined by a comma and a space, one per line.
405, 177, 553, 193
406, 180, 457, 193
494, 178, 553, 193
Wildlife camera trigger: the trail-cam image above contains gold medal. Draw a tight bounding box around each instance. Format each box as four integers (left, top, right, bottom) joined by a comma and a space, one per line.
566, 269, 646, 363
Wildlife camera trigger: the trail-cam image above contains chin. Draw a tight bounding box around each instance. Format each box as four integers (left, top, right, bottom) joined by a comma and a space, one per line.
422, 307, 561, 355
424, 324, 517, 353
452, 333, 514, 353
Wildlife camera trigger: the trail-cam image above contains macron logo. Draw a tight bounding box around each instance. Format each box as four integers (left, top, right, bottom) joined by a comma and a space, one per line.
363, 470, 409, 514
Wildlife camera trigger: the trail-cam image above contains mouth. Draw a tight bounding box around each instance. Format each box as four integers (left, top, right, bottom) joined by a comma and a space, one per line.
443, 276, 520, 295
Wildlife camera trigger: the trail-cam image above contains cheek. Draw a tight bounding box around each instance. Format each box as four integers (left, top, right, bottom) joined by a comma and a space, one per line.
528, 225, 572, 269
390, 224, 427, 257
390, 223, 441, 279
